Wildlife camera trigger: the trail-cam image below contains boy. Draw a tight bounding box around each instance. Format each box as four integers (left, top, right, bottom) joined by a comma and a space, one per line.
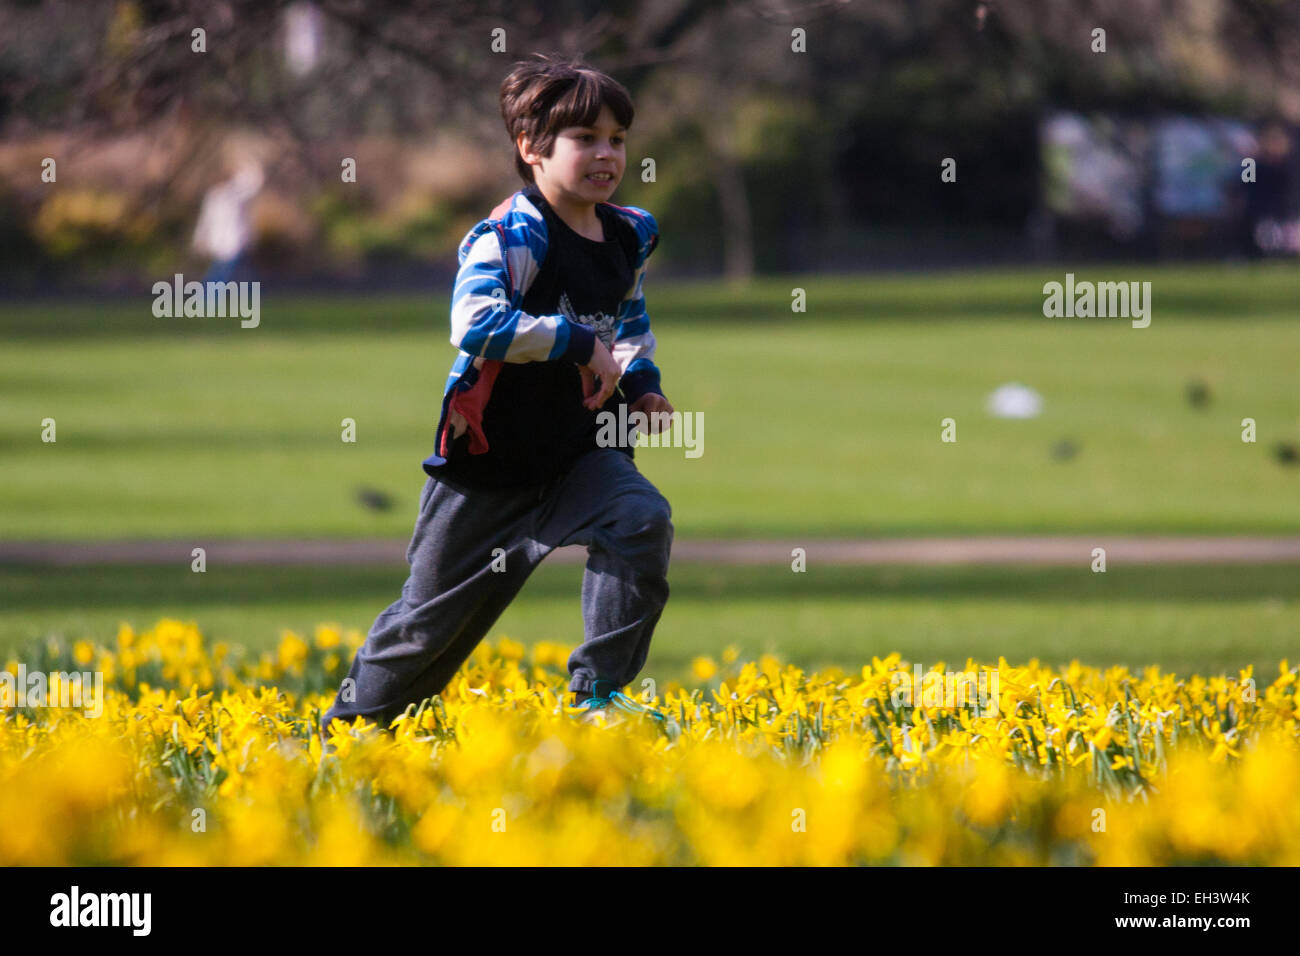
321, 53, 675, 736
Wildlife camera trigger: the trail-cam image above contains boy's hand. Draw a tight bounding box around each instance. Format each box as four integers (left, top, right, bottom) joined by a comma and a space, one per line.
579, 337, 622, 410
628, 392, 675, 433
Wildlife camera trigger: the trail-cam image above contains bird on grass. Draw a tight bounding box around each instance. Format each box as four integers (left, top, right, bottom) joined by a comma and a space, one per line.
356, 487, 394, 511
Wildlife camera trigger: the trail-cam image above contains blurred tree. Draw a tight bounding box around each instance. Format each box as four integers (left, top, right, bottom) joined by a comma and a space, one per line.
2, 0, 1298, 284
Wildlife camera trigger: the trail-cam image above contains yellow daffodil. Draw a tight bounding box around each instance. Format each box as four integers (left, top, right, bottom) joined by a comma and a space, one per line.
2, 621, 1299, 865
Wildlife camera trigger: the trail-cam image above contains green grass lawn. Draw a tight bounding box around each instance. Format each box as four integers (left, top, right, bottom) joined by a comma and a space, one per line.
2, 262, 1298, 540
2, 265, 1296, 680
2, 561, 1295, 683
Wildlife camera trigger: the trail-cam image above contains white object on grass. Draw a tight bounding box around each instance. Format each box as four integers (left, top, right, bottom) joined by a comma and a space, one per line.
987, 383, 1043, 419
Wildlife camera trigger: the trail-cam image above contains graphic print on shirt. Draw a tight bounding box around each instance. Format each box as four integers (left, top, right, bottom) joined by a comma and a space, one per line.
558, 290, 618, 351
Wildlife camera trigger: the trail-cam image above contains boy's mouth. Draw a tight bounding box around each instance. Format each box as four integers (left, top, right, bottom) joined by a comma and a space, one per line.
586, 172, 615, 184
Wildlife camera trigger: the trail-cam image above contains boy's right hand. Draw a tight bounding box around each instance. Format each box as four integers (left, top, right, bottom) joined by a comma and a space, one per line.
579, 337, 622, 411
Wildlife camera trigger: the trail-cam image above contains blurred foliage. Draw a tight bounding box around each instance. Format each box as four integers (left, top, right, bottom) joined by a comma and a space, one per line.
0, 0, 1297, 286
312, 189, 455, 266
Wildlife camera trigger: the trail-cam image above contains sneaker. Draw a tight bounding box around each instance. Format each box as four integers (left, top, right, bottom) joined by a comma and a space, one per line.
564, 681, 615, 714
566, 694, 630, 726
564, 692, 610, 717
607, 690, 668, 722
566, 681, 667, 724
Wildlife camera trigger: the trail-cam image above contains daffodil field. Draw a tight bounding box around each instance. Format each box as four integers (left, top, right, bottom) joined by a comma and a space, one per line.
3, 619, 1298, 866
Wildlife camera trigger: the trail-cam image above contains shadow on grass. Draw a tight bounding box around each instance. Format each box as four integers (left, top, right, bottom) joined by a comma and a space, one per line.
1, 561, 1297, 611
3, 263, 1298, 338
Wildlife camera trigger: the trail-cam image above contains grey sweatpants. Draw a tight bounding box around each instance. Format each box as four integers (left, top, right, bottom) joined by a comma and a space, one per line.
320, 446, 673, 734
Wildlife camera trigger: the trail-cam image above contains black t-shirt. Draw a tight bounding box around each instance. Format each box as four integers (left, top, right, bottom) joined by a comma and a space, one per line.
429, 185, 638, 490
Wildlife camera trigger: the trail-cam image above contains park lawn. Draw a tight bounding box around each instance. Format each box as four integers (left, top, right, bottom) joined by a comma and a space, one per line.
1, 262, 1298, 539
1, 561, 1295, 685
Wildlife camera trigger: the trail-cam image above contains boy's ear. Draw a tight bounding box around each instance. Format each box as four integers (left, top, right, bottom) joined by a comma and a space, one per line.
516, 131, 537, 165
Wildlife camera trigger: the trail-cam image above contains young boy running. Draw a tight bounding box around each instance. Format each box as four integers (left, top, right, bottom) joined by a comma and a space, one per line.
321, 53, 675, 736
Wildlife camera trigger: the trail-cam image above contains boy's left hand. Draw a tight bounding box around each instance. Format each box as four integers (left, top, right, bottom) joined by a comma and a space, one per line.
628, 393, 675, 434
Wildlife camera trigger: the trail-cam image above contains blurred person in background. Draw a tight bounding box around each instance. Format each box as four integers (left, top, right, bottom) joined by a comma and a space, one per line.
193, 159, 264, 284
1243, 122, 1296, 257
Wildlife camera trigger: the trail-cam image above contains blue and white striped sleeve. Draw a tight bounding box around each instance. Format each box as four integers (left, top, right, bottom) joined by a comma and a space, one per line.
613, 217, 664, 404
450, 229, 596, 366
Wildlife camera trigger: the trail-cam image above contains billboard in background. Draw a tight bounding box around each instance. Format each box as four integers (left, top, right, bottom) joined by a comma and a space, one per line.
1040, 111, 1299, 255
1151, 115, 1253, 217
1041, 113, 1146, 239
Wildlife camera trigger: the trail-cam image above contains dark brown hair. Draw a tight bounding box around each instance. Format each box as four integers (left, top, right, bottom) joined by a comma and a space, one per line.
499, 53, 634, 184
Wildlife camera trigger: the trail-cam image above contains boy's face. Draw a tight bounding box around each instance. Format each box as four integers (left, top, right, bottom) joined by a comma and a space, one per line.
519, 103, 625, 208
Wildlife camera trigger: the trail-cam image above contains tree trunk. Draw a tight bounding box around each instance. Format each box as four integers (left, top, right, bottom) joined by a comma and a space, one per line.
704, 120, 754, 283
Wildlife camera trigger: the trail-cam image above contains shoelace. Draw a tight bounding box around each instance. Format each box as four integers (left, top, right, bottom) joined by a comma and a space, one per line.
571, 681, 668, 722
607, 690, 667, 721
